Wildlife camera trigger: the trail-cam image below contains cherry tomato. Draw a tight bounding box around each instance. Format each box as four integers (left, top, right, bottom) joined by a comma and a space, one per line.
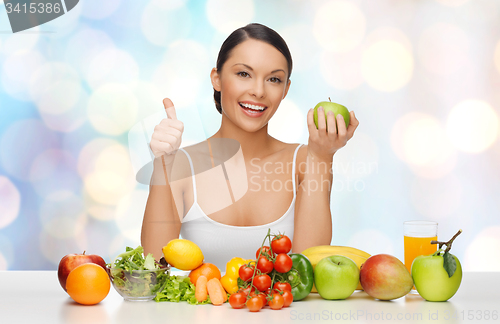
256, 256, 274, 274
240, 286, 254, 296
256, 246, 275, 259
282, 290, 293, 307
239, 264, 255, 282
274, 253, 293, 273
273, 282, 292, 292
229, 292, 247, 309
252, 274, 272, 292
246, 296, 264, 312
269, 293, 285, 310
250, 290, 267, 306
271, 235, 292, 254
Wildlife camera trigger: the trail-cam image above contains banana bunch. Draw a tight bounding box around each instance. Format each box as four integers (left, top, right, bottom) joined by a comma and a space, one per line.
301, 245, 371, 291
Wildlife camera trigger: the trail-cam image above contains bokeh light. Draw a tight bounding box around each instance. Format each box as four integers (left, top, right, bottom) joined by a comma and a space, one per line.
348, 229, 394, 256
464, 226, 500, 271
85, 48, 140, 90
391, 112, 456, 178
141, 1, 191, 47
320, 48, 363, 90
39, 229, 87, 266
64, 28, 115, 76
279, 23, 320, 72
334, 132, 379, 180
29, 149, 81, 198
29, 62, 82, 115
494, 40, 500, 76
87, 83, 138, 135
1, 50, 46, 101
0, 176, 21, 229
115, 188, 149, 241
435, 0, 470, 7
313, 0, 366, 53
0, 252, 7, 270
361, 39, 413, 92
410, 174, 462, 220
206, 0, 254, 34
0, 27, 40, 56
152, 40, 211, 107
446, 100, 499, 153
268, 99, 305, 143
0, 120, 59, 181
418, 23, 470, 76
82, 142, 136, 207
39, 192, 87, 239
0, 0, 499, 271
80, 0, 122, 20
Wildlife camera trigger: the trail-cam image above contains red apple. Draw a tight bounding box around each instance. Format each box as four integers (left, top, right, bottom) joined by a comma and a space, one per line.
359, 254, 413, 300
58, 251, 107, 292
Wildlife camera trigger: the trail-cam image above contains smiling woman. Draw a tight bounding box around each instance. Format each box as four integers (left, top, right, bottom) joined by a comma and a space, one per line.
141, 23, 359, 269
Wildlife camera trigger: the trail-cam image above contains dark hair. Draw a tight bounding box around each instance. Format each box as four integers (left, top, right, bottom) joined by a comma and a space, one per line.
213, 23, 293, 114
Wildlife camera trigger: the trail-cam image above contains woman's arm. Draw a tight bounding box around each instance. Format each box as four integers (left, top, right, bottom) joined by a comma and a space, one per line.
293, 108, 359, 253
141, 156, 182, 261
293, 149, 333, 253
141, 98, 185, 260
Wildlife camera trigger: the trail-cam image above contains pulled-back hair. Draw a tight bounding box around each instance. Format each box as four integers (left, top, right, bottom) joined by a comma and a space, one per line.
213, 23, 293, 114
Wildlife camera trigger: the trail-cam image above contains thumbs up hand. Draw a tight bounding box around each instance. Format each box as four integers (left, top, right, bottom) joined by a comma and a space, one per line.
150, 98, 184, 159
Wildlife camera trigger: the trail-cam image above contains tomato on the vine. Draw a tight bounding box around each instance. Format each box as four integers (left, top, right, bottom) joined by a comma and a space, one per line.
273, 282, 292, 292
246, 296, 264, 312
281, 290, 293, 307
268, 293, 285, 310
271, 235, 292, 254
256, 256, 274, 274
274, 253, 293, 273
239, 264, 255, 282
252, 274, 272, 291
256, 246, 274, 259
229, 292, 247, 309
250, 290, 267, 306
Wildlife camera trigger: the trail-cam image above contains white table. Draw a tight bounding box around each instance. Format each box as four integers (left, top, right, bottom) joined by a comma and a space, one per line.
1, 271, 498, 324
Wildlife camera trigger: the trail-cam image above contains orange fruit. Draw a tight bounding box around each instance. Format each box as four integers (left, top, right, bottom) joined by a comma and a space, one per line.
66, 263, 110, 305
189, 263, 221, 286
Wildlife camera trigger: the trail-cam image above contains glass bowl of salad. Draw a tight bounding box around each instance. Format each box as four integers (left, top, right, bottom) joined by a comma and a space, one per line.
107, 246, 170, 301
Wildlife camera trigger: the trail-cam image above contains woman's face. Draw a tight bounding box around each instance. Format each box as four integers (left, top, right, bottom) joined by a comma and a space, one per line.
211, 38, 291, 132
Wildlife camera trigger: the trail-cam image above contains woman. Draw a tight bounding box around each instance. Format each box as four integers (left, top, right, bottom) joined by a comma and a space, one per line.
141, 23, 359, 269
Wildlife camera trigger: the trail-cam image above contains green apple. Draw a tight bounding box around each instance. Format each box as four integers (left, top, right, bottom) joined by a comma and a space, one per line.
314, 255, 359, 300
412, 253, 462, 302
313, 98, 350, 130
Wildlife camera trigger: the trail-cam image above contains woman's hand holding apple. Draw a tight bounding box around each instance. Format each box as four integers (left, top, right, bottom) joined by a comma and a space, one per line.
306, 106, 359, 160
150, 98, 184, 164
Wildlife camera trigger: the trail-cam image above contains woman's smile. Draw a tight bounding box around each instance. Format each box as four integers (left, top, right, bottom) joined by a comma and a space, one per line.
239, 100, 268, 118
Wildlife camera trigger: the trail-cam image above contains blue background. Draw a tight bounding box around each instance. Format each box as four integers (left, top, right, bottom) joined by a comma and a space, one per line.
0, 0, 499, 270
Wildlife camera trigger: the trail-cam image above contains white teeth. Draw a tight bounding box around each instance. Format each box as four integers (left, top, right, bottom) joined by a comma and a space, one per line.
240, 102, 266, 111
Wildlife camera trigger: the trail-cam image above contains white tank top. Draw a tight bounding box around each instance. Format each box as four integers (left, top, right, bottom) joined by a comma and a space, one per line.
178, 144, 303, 270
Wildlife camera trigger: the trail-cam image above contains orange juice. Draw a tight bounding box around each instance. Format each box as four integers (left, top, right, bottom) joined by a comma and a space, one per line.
404, 235, 437, 273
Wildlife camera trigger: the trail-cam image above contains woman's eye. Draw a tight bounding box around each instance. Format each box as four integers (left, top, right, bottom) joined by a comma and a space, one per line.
237, 71, 250, 77
269, 77, 282, 83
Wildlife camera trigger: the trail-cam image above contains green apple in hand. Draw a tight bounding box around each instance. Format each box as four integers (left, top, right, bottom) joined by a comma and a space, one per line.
314, 255, 359, 300
412, 230, 463, 302
313, 98, 350, 130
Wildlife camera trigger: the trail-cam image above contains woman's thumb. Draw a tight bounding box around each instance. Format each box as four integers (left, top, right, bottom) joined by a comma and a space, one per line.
163, 98, 177, 120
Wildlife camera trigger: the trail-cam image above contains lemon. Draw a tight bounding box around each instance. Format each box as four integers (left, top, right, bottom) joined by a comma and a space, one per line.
162, 239, 204, 270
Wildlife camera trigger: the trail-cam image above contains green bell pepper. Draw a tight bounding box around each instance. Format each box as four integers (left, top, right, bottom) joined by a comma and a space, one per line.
286, 253, 314, 301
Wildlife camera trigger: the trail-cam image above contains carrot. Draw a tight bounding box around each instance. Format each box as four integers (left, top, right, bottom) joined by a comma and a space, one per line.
207, 278, 226, 305
195, 275, 208, 303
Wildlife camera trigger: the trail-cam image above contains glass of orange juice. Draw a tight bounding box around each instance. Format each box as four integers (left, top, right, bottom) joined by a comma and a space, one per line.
404, 220, 438, 276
